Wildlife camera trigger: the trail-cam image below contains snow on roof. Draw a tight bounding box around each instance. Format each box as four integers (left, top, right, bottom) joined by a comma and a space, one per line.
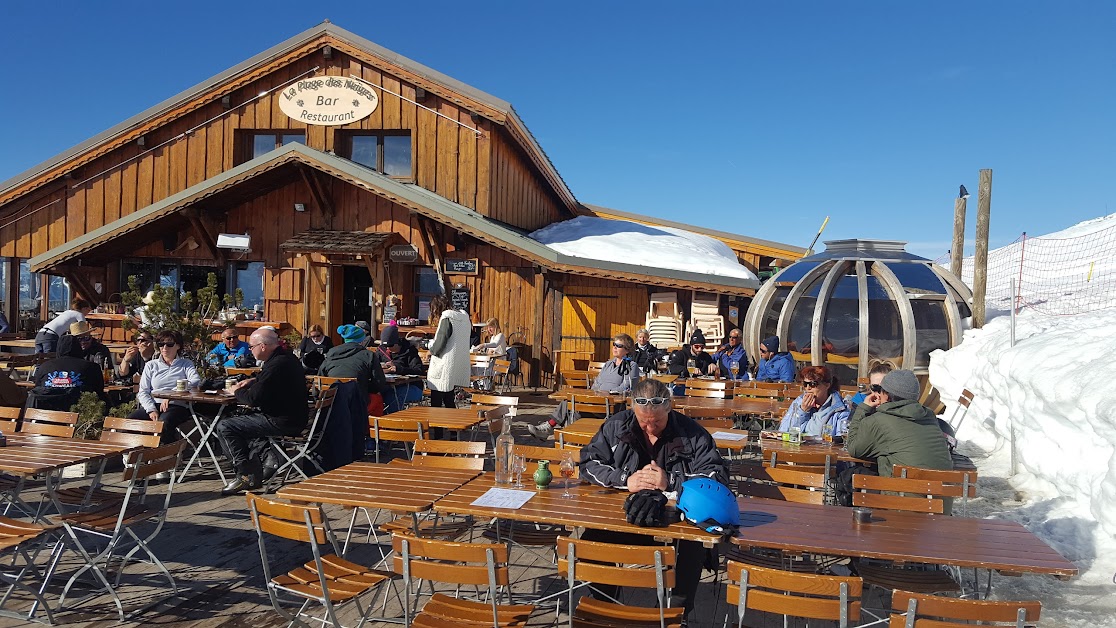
929, 212, 1116, 623
530, 216, 758, 281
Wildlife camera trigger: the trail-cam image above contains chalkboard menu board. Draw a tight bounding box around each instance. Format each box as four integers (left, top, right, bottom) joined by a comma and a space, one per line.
450, 288, 470, 312
445, 258, 479, 275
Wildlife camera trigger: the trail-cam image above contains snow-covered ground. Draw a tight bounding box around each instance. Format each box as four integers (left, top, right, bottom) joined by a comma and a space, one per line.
929, 214, 1116, 627
530, 216, 758, 280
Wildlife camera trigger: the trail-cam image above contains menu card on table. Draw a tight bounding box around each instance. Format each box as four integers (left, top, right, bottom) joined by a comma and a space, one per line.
470, 487, 536, 509
711, 431, 747, 441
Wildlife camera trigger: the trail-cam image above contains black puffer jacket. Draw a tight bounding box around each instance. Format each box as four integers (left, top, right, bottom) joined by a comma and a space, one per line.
632, 343, 661, 373
667, 348, 714, 376
319, 342, 386, 397
580, 409, 727, 491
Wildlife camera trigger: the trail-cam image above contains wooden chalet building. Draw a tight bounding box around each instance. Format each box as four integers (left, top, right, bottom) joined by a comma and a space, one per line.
0, 22, 802, 385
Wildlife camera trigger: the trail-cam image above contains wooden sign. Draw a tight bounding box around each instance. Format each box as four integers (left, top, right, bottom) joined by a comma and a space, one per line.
382, 305, 398, 323
444, 258, 479, 275
389, 245, 419, 263
450, 287, 470, 312
279, 76, 379, 126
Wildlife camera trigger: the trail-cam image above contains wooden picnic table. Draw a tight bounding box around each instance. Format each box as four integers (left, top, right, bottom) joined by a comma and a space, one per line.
388, 406, 488, 432
731, 496, 1078, 578
672, 396, 779, 415
278, 461, 481, 513
434, 473, 723, 545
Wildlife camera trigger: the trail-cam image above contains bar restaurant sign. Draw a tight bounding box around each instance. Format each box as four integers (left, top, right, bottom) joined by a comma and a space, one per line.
279, 76, 379, 126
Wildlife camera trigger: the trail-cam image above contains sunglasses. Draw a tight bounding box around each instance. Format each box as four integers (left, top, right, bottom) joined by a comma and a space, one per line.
802, 381, 819, 388
633, 397, 669, 406
223, 336, 239, 341
612, 343, 628, 349
137, 338, 152, 343
157, 342, 177, 348
310, 334, 324, 340
729, 335, 741, 340
869, 384, 884, 393
78, 336, 93, 342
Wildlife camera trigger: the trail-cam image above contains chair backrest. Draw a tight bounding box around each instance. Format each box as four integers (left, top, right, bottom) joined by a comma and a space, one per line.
736, 465, 827, 504
851, 474, 947, 515
371, 416, 424, 446
727, 561, 861, 628
561, 370, 590, 389
225, 367, 258, 377
492, 359, 512, 377
411, 438, 486, 470
99, 417, 163, 448
393, 533, 511, 627
682, 407, 736, 420
21, 408, 79, 438
693, 417, 735, 429
750, 381, 790, 392
470, 354, 491, 368
947, 389, 976, 431
890, 590, 1040, 628
765, 449, 834, 478
894, 466, 977, 498
685, 378, 730, 391
0, 405, 20, 432
682, 388, 726, 399
470, 393, 519, 412
569, 393, 611, 419
247, 494, 338, 590
315, 376, 356, 388
555, 429, 594, 451
587, 361, 606, 379
557, 535, 675, 625
513, 444, 568, 464
117, 440, 185, 512
737, 387, 782, 399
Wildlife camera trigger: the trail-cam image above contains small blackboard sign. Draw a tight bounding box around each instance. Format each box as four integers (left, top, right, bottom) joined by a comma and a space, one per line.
445, 258, 479, 275
450, 288, 470, 312
382, 305, 398, 323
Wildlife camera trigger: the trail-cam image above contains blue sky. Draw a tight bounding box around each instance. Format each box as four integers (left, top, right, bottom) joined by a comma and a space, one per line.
1, 1, 1113, 258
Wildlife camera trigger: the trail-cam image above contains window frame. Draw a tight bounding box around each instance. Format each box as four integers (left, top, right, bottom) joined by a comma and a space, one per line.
337, 130, 414, 180
237, 131, 306, 164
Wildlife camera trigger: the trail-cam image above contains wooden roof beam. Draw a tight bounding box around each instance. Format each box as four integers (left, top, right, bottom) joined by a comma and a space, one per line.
186, 208, 227, 264
299, 165, 334, 226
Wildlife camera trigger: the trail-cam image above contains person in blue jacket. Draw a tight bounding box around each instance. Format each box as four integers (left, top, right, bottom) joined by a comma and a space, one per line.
208, 327, 251, 367
779, 365, 850, 436
755, 335, 796, 383
711, 329, 749, 380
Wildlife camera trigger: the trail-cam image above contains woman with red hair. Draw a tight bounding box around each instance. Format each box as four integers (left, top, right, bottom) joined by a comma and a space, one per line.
778, 365, 850, 436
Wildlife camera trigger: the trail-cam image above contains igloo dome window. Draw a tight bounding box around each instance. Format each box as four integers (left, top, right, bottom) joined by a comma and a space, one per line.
743, 240, 973, 380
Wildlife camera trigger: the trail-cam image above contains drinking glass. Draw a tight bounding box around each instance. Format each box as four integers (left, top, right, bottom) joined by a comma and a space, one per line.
559, 452, 577, 497
511, 454, 527, 489
789, 426, 802, 444
822, 424, 833, 443
729, 360, 740, 380
686, 358, 697, 377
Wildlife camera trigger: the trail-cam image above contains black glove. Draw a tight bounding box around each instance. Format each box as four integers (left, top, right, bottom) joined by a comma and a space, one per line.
623, 489, 669, 527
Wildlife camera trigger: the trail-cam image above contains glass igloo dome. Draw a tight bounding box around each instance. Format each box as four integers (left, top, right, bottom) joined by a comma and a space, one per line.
743, 239, 973, 383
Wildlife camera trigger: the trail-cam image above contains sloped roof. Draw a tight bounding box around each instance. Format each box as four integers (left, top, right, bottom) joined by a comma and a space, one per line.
0, 21, 575, 210
31, 143, 758, 294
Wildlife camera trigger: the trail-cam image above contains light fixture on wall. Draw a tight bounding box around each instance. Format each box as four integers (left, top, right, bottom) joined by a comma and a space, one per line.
217, 233, 251, 253
294, 203, 306, 212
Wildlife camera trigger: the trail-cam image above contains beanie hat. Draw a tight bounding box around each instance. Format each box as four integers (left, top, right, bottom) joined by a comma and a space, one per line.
337, 324, 366, 343
761, 336, 780, 354
689, 329, 707, 346
354, 320, 371, 332
380, 324, 401, 348
881, 369, 920, 401
57, 334, 82, 358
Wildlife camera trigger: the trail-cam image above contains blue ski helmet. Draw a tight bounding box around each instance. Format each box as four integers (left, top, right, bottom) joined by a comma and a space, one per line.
677, 478, 740, 533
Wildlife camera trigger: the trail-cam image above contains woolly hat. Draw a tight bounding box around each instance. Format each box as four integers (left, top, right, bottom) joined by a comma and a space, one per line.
354, 320, 371, 332
881, 369, 920, 401
380, 324, 401, 348
57, 334, 82, 358
337, 324, 366, 343
761, 336, 780, 354
689, 329, 707, 346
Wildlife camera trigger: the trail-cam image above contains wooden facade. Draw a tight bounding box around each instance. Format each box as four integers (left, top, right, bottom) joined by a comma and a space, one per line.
0, 23, 793, 385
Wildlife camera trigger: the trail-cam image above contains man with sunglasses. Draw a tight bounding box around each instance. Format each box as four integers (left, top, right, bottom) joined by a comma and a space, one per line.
580, 378, 726, 621
207, 327, 251, 368
666, 329, 715, 377
755, 335, 795, 383
71, 321, 116, 373
117, 332, 156, 381
711, 330, 749, 380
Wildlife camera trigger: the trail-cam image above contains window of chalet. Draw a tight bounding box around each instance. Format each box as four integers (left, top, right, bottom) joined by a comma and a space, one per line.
18, 260, 41, 320
47, 276, 71, 314
414, 266, 443, 322
121, 260, 227, 311
238, 132, 306, 164
338, 131, 412, 178
230, 261, 265, 314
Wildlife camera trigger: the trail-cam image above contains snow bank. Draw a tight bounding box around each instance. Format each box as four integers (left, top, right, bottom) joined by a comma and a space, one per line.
530, 216, 758, 280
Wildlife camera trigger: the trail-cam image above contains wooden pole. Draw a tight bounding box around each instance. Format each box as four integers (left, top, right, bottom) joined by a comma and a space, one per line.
972, 169, 992, 328
950, 196, 967, 277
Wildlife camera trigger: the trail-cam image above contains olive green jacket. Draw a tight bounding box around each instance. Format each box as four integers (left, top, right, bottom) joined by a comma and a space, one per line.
845, 399, 953, 481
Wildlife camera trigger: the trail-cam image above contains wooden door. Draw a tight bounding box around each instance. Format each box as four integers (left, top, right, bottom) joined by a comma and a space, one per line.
560, 286, 647, 371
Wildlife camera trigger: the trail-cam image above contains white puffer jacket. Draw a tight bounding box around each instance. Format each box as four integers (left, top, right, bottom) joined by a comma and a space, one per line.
426, 309, 472, 392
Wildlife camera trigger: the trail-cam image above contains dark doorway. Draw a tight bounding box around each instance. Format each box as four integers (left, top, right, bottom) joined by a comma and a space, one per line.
342, 266, 374, 327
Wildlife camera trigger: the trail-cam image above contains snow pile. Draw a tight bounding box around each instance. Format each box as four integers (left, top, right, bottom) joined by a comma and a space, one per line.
929, 214, 1116, 625
530, 216, 758, 280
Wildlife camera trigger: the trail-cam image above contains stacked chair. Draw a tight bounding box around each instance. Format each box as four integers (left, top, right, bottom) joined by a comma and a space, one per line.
645, 292, 683, 349
686, 291, 724, 349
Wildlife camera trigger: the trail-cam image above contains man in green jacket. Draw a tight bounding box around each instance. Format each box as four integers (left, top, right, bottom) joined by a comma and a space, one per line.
845, 369, 953, 481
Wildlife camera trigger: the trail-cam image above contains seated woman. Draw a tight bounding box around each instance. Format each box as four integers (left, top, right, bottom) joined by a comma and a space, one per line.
116, 331, 156, 382
528, 333, 641, 440
297, 324, 334, 374
632, 328, 662, 374
778, 365, 850, 436
471, 317, 507, 358
848, 361, 894, 409
128, 330, 202, 443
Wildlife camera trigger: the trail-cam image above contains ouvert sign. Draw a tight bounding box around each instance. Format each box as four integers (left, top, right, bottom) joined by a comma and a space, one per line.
279, 76, 379, 126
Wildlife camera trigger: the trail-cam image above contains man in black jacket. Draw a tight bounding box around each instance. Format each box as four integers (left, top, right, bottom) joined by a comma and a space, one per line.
28, 334, 107, 410
217, 328, 309, 495
580, 378, 727, 619
667, 329, 715, 377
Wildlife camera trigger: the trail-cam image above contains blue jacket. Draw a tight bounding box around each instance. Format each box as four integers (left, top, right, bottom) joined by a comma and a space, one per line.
712, 344, 749, 380
756, 352, 796, 383
779, 390, 850, 436
208, 340, 251, 367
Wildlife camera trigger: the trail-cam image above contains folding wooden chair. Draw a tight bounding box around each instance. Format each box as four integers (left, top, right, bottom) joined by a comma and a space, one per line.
20, 409, 79, 438
55, 441, 187, 621
0, 516, 62, 624
555, 429, 594, 452
393, 533, 535, 627
725, 562, 861, 628
492, 359, 513, 393
370, 416, 424, 463
560, 371, 590, 389
894, 465, 977, 516
946, 389, 976, 432
247, 494, 399, 628
263, 387, 338, 490
0, 408, 26, 516
51, 417, 164, 513
470, 393, 519, 442
890, 590, 1040, 628
764, 449, 835, 479
552, 535, 682, 628
587, 361, 606, 380
569, 394, 612, 419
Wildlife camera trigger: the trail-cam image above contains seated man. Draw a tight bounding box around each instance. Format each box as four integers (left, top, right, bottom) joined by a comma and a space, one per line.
711, 329, 749, 380
208, 328, 251, 368
580, 378, 727, 621
666, 330, 714, 377
216, 328, 309, 495
528, 333, 642, 440
72, 321, 116, 372
755, 335, 795, 383
28, 333, 107, 409
376, 325, 426, 413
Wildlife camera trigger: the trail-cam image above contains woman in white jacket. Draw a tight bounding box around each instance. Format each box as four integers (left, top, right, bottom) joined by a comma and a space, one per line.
426, 295, 473, 408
